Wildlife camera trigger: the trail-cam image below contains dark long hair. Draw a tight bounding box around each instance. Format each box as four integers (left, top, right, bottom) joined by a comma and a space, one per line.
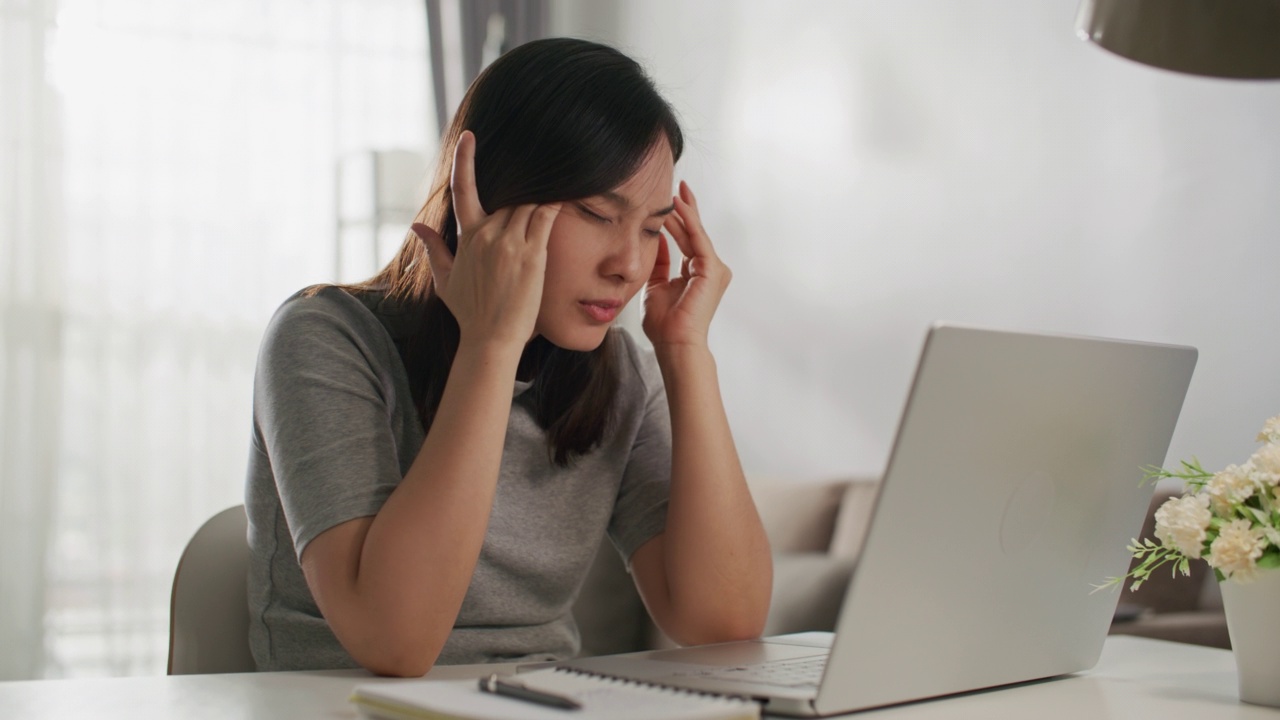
349, 38, 684, 466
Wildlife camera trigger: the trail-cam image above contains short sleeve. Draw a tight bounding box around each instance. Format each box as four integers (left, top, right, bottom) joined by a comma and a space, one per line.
252, 290, 406, 559
606, 335, 672, 565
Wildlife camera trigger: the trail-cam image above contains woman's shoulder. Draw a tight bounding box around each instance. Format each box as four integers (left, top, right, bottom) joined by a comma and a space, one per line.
268, 285, 383, 332
259, 285, 396, 360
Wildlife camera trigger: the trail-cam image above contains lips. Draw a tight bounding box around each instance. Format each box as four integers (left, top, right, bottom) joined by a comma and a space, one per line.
579, 300, 622, 323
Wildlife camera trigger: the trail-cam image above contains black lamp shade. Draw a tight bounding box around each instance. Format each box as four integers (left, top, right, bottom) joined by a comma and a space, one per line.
1077, 0, 1280, 79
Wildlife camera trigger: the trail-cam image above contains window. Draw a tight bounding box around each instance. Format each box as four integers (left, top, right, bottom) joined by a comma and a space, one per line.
1, 0, 433, 677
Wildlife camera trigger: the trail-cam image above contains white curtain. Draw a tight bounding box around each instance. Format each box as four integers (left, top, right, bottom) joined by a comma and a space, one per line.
1, 0, 434, 678
1, 0, 63, 682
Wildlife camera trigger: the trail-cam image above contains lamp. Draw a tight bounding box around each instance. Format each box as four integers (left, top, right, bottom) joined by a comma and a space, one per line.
1076, 0, 1280, 79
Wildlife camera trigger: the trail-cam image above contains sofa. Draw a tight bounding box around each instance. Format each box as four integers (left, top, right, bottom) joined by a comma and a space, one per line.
572, 478, 1230, 656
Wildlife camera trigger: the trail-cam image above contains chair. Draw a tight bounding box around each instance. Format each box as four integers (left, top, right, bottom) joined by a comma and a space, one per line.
168, 504, 256, 674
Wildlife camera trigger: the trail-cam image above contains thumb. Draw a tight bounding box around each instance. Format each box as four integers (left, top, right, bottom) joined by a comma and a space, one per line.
411, 223, 453, 289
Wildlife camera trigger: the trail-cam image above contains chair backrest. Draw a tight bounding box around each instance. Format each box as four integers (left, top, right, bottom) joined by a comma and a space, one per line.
168, 504, 255, 674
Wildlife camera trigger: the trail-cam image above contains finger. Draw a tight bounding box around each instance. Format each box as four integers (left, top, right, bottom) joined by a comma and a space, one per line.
525, 203, 562, 250
491, 205, 517, 227
503, 203, 538, 238
673, 187, 718, 260
663, 211, 694, 261
649, 232, 672, 284
451, 131, 487, 232
412, 222, 453, 287
679, 179, 698, 207
468, 206, 515, 248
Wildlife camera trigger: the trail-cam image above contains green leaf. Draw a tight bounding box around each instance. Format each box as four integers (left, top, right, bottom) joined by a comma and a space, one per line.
1141, 459, 1213, 486
1141, 464, 1170, 483
1257, 551, 1280, 570
1090, 578, 1123, 594
1101, 546, 1193, 593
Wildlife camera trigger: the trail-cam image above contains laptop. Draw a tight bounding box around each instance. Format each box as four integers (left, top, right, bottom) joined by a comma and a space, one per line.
554, 324, 1198, 716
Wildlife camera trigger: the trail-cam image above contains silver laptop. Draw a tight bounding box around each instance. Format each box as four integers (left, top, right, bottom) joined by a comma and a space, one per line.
555, 324, 1197, 716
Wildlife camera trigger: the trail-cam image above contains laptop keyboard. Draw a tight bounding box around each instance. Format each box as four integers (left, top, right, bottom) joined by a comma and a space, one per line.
702, 655, 827, 688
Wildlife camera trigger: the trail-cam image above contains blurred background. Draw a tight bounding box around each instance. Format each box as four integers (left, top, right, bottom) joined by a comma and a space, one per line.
2, 0, 1278, 679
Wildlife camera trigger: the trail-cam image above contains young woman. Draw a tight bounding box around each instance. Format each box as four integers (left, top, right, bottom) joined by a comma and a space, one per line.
245, 37, 772, 676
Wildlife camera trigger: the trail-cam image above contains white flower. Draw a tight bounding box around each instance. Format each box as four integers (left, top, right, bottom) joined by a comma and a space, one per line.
1153, 493, 1212, 558
1206, 519, 1268, 582
1258, 415, 1280, 445
1204, 464, 1256, 515
1248, 444, 1280, 487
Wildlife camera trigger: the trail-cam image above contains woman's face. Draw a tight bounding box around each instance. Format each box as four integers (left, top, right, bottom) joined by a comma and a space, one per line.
533, 138, 675, 351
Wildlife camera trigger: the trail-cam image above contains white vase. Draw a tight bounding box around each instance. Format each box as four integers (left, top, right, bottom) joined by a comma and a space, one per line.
1221, 567, 1280, 707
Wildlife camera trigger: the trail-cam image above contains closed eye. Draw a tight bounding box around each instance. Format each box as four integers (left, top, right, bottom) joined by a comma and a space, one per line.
576, 203, 611, 224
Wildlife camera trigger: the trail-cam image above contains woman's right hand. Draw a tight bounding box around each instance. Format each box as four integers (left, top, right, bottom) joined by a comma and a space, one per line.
412, 131, 561, 349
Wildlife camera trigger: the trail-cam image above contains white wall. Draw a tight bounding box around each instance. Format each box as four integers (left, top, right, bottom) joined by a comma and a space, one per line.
553, 0, 1280, 482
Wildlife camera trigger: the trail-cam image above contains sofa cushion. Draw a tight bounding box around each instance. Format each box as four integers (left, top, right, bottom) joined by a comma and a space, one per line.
748, 478, 847, 553
762, 553, 856, 636
828, 478, 880, 559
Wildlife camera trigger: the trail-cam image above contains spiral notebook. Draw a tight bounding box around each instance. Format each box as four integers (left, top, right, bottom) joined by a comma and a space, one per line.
350, 666, 760, 720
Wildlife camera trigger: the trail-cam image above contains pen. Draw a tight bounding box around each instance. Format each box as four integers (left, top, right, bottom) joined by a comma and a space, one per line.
479, 674, 583, 711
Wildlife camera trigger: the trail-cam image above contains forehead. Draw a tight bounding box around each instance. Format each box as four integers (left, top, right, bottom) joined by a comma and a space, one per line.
600, 138, 674, 211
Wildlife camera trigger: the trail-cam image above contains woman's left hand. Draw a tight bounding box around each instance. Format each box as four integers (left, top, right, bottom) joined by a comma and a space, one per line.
642, 181, 731, 349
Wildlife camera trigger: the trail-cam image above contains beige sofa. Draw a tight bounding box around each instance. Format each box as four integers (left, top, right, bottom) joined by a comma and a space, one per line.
572, 478, 1230, 656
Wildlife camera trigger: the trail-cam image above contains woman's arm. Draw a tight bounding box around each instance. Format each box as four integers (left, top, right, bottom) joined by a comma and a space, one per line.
299, 339, 521, 676
630, 182, 773, 645
298, 132, 561, 676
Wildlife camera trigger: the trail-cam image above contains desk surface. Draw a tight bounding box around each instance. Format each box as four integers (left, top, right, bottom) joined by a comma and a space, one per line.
0, 637, 1275, 719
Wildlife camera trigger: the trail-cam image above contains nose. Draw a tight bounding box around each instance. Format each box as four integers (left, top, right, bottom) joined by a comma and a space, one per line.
601, 232, 646, 284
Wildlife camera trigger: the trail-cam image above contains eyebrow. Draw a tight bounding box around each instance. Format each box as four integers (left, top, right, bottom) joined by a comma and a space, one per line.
598, 190, 676, 218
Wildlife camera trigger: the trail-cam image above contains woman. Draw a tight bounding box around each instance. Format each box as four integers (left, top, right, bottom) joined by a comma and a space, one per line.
245, 37, 772, 676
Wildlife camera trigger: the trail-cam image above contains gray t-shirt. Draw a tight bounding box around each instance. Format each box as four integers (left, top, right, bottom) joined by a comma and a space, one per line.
245, 287, 671, 671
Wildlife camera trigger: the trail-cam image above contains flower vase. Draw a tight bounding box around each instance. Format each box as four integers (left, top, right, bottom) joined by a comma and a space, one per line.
1221, 568, 1280, 707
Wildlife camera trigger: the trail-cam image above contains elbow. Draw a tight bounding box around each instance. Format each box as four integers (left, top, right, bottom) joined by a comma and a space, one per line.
706, 610, 768, 645
345, 625, 446, 678
361, 652, 435, 678
729, 609, 769, 642
669, 616, 765, 647
661, 572, 774, 647
666, 599, 771, 647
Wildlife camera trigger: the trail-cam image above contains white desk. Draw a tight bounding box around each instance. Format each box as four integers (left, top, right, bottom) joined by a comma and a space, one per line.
0, 637, 1275, 719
